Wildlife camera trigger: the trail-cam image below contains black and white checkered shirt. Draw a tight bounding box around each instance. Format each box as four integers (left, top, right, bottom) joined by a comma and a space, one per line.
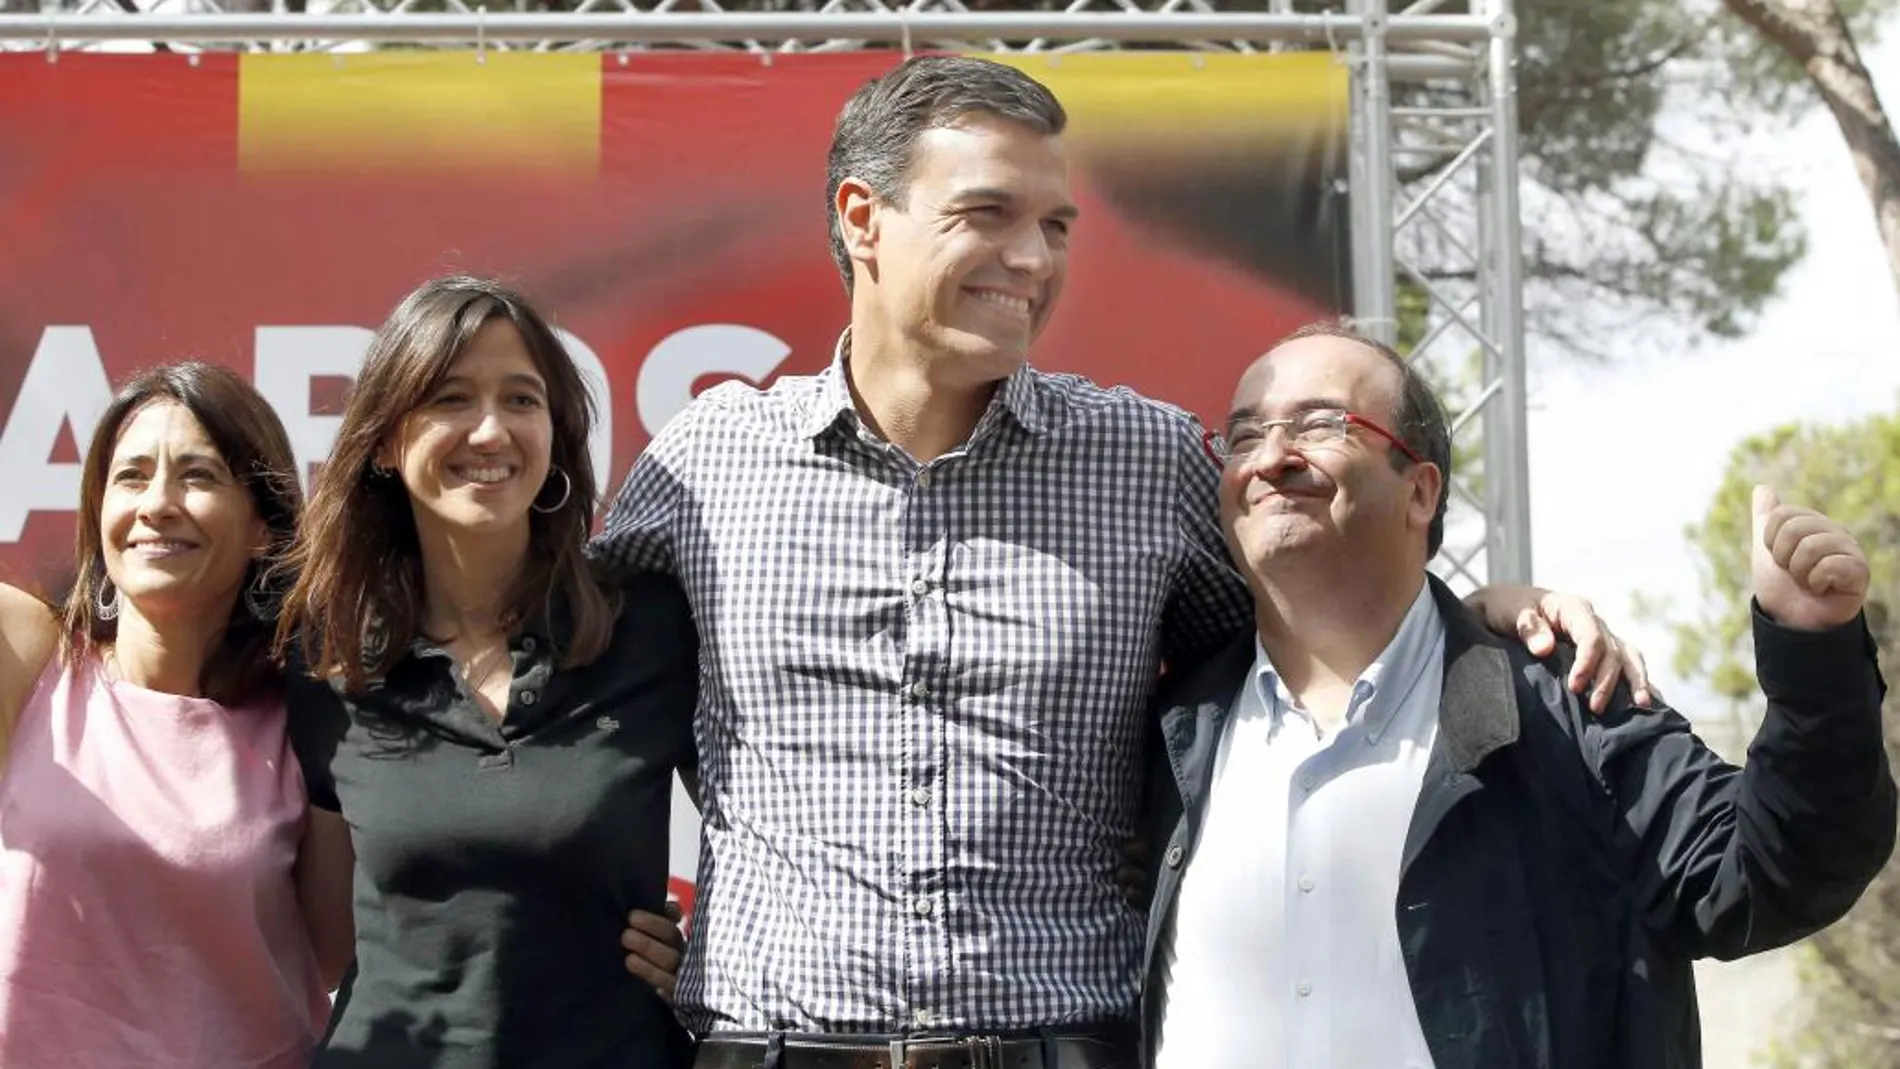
595, 338, 1251, 1034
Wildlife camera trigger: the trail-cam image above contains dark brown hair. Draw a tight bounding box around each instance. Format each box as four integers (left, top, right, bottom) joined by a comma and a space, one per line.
62, 362, 302, 706
276, 275, 618, 691
1278, 319, 1454, 557
827, 54, 1067, 293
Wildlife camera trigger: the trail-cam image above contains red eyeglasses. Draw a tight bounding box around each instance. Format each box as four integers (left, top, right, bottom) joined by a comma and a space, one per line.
1206, 410, 1425, 466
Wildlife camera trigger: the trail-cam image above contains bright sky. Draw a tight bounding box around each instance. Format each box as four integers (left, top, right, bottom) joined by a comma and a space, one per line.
1527, 20, 1900, 717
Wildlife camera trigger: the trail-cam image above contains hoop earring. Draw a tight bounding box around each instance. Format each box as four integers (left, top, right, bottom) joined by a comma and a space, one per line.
532, 467, 572, 514
95, 578, 121, 622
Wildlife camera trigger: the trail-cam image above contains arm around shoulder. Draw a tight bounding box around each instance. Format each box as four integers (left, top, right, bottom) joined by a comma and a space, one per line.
296, 807, 356, 991
1161, 414, 1252, 670
593, 398, 705, 577
0, 583, 61, 768
282, 666, 358, 989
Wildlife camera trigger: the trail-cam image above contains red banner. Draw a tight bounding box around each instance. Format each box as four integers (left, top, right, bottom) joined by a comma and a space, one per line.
0, 50, 1347, 593
1, 49, 1348, 905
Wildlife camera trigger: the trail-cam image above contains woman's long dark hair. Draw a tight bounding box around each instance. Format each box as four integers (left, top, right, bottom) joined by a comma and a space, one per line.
62, 362, 302, 706
276, 275, 618, 691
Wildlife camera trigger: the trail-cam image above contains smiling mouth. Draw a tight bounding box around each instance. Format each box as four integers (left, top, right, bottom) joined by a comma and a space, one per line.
1252, 486, 1326, 507
127, 539, 199, 556
968, 290, 1033, 317
452, 465, 516, 486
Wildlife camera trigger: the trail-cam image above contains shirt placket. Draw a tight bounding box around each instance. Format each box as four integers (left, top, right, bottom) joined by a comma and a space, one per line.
899, 457, 952, 1030
497, 636, 555, 745
403, 645, 504, 759
1278, 709, 1330, 1067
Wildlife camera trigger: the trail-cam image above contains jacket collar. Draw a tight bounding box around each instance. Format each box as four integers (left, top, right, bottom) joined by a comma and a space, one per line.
1427, 574, 1521, 773
1156, 573, 1521, 795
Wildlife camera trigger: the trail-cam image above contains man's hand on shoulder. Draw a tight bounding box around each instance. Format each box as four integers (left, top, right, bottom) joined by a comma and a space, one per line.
1465, 583, 1654, 712
1753, 485, 1870, 632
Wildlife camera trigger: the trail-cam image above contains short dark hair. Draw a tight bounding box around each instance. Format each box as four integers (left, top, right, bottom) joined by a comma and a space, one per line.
64, 362, 303, 706
1278, 319, 1454, 557
826, 54, 1067, 293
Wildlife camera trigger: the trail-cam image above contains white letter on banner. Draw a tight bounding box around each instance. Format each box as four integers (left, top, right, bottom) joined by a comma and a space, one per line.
553, 328, 612, 496
0, 327, 113, 542
636, 325, 792, 437
254, 326, 375, 492
257, 327, 612, 497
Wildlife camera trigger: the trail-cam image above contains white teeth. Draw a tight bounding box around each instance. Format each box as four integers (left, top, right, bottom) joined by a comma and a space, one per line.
973, 291, 1031, 315
460, 467, 512, 485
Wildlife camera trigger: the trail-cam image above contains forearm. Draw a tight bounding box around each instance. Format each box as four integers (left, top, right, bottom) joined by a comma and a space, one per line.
296, 807, 358, 990
1625, 607, 1894, 959
1730, 606, 1895, 920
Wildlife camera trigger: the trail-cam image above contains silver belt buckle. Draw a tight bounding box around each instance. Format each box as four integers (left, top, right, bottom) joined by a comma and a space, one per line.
964, 1035, 1003, 1069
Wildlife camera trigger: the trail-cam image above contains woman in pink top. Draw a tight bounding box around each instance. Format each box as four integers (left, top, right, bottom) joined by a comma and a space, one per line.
0, 362, 355, 1068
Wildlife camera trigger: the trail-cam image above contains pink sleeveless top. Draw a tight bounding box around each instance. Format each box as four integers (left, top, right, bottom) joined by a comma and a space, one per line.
0, 654, 329, 1068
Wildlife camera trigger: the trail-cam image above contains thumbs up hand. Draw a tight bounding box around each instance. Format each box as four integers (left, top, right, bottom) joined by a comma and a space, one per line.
1752, 485, 1870, 631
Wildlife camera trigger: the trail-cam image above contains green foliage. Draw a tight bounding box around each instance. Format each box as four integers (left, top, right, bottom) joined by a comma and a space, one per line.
1409, 0, 1888, 351
1675, 410, 1900, 1068
1678, 416, 1900, 697
1504, 0, 1833, 348
1709, 0, 1899, 115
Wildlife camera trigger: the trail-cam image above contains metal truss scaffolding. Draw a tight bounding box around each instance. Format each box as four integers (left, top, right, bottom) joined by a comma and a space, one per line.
0, 0, 1531, 588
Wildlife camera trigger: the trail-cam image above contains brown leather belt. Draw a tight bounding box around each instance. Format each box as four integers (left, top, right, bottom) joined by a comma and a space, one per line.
693, 1032, 1132, 1069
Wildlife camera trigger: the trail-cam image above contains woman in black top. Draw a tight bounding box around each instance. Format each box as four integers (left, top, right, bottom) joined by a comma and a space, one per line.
276, 276, 695, 1069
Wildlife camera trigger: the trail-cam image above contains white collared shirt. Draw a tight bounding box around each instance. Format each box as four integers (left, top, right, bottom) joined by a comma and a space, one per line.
1153, 581, 1447, 1069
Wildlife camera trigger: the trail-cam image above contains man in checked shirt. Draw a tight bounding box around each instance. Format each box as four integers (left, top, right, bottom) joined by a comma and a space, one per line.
598, 55, 1645, 1069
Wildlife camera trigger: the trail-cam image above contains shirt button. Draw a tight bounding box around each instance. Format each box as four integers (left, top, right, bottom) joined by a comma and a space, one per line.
1165, 844, 1185, 868
914, 1009, 935, 1028
916, 470, 933, 489
913, 897, 935, 917
909, 681, 930, 700
521, 636, 536, 652
519, 690, 538, 707
1300, 774, 1315, 791
909, 787, 932, 807
1297, 980, 1313, 997
1298, 876, 1315, 893
910, 578, 930, 597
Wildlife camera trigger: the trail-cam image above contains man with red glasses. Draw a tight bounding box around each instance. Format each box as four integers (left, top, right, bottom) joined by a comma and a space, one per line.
604, 57, 1671, 1069
1138, 320, 1895, 1069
